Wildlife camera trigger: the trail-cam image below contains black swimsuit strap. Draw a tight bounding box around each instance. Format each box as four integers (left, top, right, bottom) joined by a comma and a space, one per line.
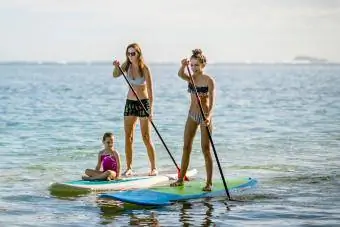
188, 83, 208, 93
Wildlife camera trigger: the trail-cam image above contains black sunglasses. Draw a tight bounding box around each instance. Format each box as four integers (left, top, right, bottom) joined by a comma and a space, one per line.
127, 52, 136, 57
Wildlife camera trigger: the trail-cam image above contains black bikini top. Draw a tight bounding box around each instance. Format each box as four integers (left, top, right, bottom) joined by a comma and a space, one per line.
187, 83, 209, 96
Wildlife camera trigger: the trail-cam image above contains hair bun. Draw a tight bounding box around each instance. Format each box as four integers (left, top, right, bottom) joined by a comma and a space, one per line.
192, 49, 203, 56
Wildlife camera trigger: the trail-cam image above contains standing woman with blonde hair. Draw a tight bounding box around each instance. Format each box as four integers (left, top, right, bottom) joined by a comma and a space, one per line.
112, 43, 157, 176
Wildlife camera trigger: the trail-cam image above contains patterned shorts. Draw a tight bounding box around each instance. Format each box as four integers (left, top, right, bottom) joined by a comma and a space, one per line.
124, 99, 150, 118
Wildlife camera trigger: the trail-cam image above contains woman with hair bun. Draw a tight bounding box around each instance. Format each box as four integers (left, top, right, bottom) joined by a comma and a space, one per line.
170, 49, 215, 191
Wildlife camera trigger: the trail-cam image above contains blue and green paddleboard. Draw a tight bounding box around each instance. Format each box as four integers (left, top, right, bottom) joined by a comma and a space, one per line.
99, 177, 257, 206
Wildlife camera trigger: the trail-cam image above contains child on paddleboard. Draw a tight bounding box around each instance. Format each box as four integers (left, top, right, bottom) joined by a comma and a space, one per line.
82, 132, 121, 181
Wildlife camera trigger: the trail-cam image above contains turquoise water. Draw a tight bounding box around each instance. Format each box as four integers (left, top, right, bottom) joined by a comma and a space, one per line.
0, 63, 339, 226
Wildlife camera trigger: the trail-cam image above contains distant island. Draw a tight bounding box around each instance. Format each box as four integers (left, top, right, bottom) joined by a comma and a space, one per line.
293, 56, 329, 64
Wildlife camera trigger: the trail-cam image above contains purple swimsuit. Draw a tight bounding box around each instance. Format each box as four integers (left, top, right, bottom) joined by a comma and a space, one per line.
100, 154, 118, 172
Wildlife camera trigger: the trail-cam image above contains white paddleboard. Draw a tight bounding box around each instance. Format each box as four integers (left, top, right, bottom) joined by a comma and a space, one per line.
49, 169, 197, 192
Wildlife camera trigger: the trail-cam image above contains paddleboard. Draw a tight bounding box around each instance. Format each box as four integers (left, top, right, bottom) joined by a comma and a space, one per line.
49, 169, 198, 193
98, 177, 257, 206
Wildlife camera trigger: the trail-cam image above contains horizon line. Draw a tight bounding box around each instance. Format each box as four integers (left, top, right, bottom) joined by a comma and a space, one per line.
0, 60, 339, 65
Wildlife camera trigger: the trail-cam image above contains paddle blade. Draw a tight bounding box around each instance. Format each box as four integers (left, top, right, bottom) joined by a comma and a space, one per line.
177, 169, 190, 181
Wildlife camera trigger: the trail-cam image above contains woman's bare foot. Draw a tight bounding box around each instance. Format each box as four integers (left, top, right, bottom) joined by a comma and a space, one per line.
82, 175, 91, 181
170, 179, 184, 187
202, 184, 212, 192
123, 169, 133, 177
148, 168, 158, 176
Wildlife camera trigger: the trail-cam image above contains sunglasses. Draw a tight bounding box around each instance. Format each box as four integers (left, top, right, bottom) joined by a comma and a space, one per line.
190, 64, 200, 67
127, 52, 137, 57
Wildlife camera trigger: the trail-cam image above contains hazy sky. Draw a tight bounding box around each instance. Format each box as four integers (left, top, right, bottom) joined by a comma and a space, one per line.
1, 0, 340, 62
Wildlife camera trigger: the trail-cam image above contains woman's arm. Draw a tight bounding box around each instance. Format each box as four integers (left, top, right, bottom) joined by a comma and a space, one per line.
95, 152, 102, 171
112, 61, 127, 78
207, 76, 216, 119
178, 59, 191, 82
115, 151, 121, 178
145, 66, 154, 116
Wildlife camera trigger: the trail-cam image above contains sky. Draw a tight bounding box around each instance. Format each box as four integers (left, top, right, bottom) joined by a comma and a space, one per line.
1, 0, 340, 63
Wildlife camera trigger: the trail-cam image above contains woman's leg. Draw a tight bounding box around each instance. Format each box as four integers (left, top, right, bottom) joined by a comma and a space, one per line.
200, 122, 213, 191
171, 116, 198, 186
84, 169, 102, 177
82, 170, 117, 181
124, 116, 138, 175
140, 117, 157, 175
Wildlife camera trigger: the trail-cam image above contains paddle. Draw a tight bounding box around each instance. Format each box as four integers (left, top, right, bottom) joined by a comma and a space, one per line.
186, 65, 232, 200
115, 64, 189, 181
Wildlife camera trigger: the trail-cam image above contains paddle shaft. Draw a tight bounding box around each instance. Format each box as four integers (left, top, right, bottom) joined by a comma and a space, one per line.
186, 65, 232, 200
117, 65, 181, 172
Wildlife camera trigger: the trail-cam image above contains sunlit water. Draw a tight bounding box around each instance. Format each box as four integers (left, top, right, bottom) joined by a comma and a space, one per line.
0, 63, 339, 226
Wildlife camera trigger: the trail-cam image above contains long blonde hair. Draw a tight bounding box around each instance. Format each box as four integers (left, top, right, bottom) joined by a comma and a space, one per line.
122, 43, 146, 77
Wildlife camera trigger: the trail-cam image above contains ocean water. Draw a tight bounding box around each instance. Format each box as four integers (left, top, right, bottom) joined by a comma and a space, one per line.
0, 63, 339, 226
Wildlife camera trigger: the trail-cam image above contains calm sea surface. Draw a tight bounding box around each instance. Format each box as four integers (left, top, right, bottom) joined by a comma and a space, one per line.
0, 63, 339, 226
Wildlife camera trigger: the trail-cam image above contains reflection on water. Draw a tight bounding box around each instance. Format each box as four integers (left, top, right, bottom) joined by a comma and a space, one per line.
179, 202, 192, 225
97, 198, 161, 226
128, 212, 160, 227
93, 188, 268, 226
96, 197, 221, 226
202, 200, 214, 227
178, 199, 217, 226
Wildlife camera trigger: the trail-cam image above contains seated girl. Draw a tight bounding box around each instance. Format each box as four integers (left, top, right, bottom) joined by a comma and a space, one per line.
82, 132, 121, 181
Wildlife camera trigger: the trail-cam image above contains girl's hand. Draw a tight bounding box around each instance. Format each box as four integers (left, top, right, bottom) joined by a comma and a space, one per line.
148, 108, 153, 120
113, 60, 120, 67
181, 58, 189, 67
203, 114, 211, 126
